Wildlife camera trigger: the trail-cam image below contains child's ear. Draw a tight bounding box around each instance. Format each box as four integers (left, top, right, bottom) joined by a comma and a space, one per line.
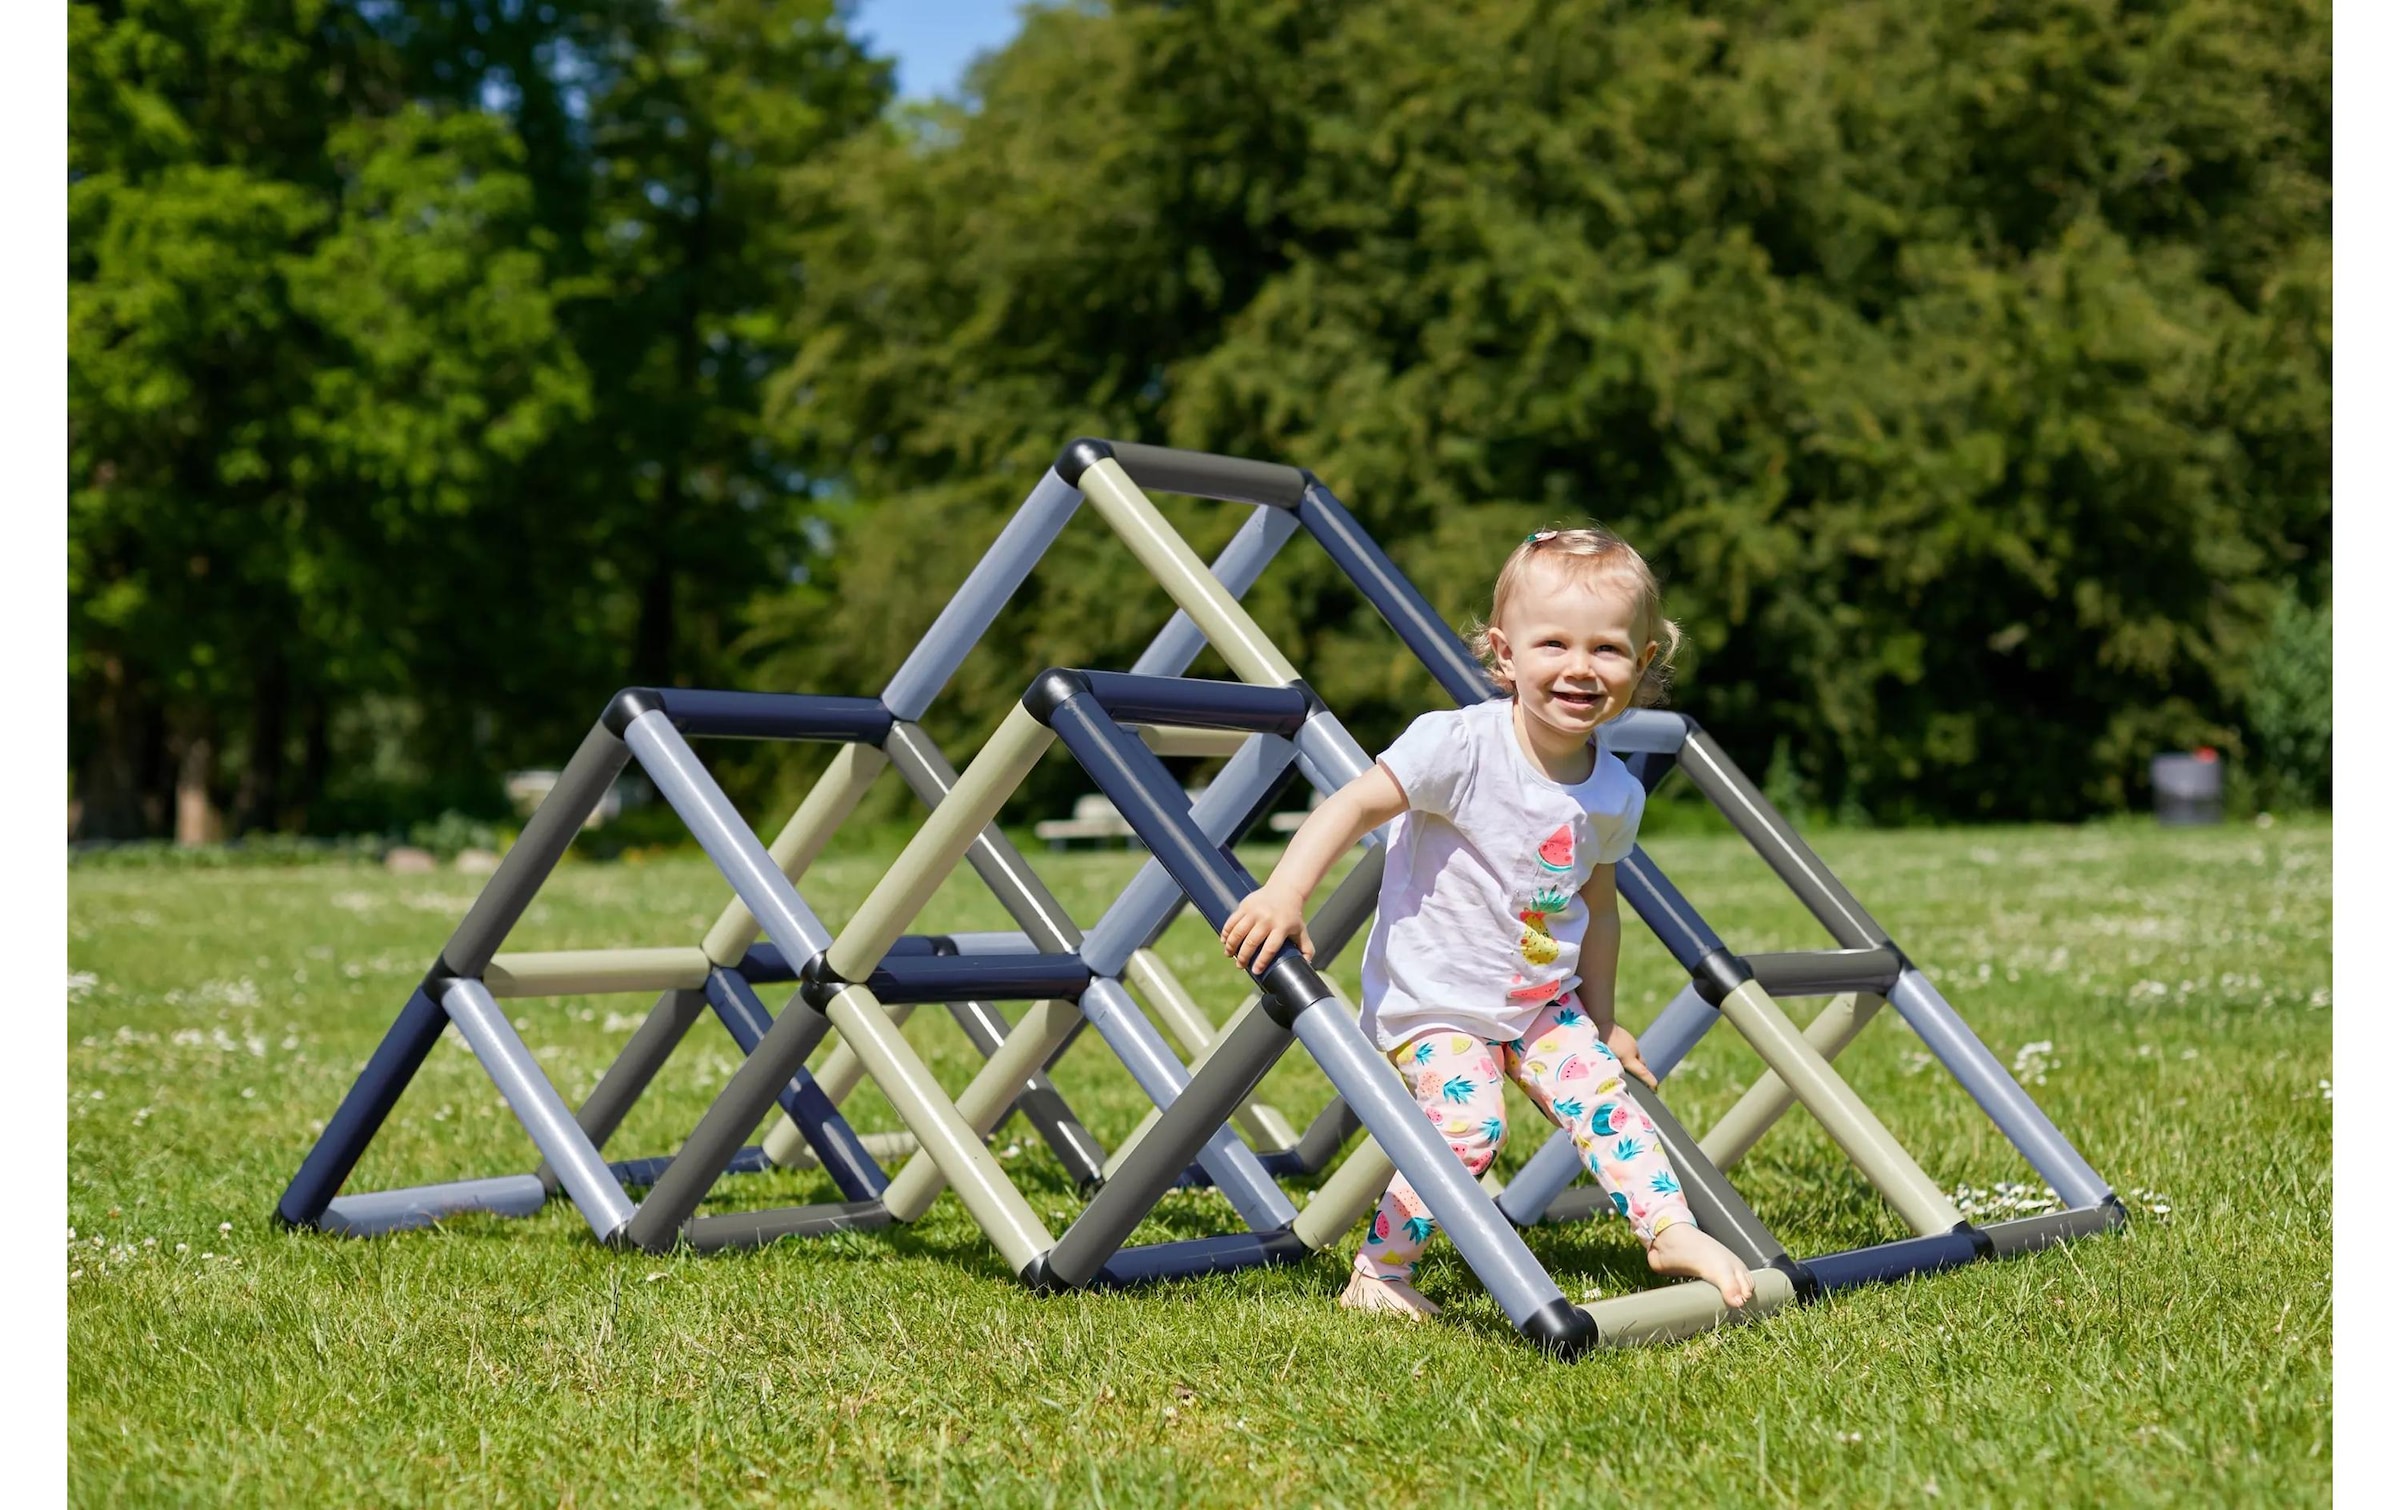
1637, 640, 1657, 675
1487, 626, 1513, 674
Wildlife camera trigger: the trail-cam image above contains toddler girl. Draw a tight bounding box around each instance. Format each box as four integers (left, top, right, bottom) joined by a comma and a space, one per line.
1221, 527, 1753, 1319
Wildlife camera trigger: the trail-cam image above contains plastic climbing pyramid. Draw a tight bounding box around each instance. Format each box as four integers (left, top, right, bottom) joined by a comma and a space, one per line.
278, 438, 2123, 1356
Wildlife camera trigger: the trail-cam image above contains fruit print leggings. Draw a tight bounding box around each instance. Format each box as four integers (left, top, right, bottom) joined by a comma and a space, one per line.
1357, 994, 1694, 1280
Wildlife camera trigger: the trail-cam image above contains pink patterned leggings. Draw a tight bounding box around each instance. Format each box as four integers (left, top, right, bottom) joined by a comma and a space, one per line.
1358, 995, 1693, 1280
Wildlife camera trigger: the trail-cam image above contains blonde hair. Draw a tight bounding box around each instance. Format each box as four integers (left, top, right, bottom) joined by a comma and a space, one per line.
1468, 526, 1683, 706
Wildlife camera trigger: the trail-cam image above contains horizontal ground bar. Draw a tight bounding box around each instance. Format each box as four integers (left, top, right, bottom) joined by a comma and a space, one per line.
1580, 1266, 1798, 1349
1798, 1227, 1985, 1294
1084, 1229, 1312, 1288
320, 1174, 550, 1236
607, 1145, 774, 1190
681, 1200, 894, 1254
1980, 1200, 2127, 1257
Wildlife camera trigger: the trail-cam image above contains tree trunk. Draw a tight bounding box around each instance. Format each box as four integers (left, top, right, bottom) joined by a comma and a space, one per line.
234, 646, 289, 835
70, 655, 158, 840
295, 694, 331, 832
173, 724, 222, 847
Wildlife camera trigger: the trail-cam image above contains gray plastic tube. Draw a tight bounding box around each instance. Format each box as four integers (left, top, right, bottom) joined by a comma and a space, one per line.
623, 711, 836, 962
1887, 968, 2113, 1208
1078, 977, 1297, 1230
1130, 507, 1302, 677
438, 978, 635, 1242
440, 721, 630, 975
880, 470, 1084, 721
1293, 707, 1375, 788
944, 931, 1039, 955
1290, 996, 1567, 1330
1599, 711, 1693, 757
1078, 732, 1296, 975
1637, 984, 1721, 1077
321, 1174, 552, 1237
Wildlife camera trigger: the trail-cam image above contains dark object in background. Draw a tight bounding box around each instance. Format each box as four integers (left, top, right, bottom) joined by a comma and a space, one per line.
2152, 750, 2225, 826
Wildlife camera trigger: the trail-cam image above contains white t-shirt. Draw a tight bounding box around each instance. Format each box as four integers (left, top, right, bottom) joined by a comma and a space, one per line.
1358, 698, 1647, 1051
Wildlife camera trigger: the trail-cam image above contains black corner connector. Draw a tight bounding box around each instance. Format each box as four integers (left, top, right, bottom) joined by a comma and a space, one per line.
1255, 953, 1330, 1029
1019, 1253, 1072, 1295
1520, 1297, 1600, 1361
2099, 1193, 2132, 1229
797, 952, 847, 1011
1283, 677, 1328, 721
1053, 437, 1114, 487
1021, 667, 1093, 724
417, 961, 459, 1002
1690, 947, 1756, 1007
602, 687, 665, 738
1955, 1220, 1997, 1261
929, 933, 959, 958
1769, 1253, 1821, 1304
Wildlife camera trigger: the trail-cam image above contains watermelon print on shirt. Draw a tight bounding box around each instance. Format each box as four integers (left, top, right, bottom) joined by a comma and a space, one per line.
1358, 698, 1647, 1052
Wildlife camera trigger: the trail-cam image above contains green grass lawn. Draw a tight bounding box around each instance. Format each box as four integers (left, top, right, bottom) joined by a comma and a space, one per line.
68, 819, 2330, 1506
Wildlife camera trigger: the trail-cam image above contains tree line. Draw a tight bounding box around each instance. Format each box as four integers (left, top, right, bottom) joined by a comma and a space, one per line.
69, 0, 2331, 840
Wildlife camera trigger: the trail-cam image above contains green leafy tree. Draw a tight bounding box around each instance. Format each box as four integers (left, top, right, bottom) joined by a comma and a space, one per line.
762, 0, 2329, 823
69, 0, 888, 838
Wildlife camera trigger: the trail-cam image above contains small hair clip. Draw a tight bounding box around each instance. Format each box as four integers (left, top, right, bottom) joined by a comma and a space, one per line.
1524, 529, 1559, 546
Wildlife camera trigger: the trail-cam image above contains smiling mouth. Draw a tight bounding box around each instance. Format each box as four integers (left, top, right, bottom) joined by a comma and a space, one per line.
1552, 690, 1600, 711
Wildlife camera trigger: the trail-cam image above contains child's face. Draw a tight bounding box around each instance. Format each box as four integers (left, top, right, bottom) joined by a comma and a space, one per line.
1490, 562, 1657, 747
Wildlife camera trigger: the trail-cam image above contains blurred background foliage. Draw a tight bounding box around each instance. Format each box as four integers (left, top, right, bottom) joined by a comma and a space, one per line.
69, 0, 2331, 842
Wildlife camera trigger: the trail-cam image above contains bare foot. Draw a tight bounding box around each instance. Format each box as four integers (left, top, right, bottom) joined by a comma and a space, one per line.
1341, 1260, 1441, 1321
1646, 1223, 1755, 1309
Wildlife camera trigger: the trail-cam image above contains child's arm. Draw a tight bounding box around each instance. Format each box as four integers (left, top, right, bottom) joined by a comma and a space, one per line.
1220, 764, 1410, 972
1577, 862, 1658, 1089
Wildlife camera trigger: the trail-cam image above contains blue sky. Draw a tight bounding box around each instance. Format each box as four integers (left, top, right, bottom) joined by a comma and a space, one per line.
853, 1, 1035, 100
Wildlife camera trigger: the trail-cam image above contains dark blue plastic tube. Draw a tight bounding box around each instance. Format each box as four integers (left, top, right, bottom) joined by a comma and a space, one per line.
609, 1145, 774, 1189
1614, 850, 1729, 972
1043, 692, 1264, 935
1078, 670, 1313, 736
702, 969, 888, 1199
1088, 1229, 1311, 1289
739, 934, 947, 983
1799, 1227, 1987, 1294
851, 953, 1095, 1005
1296, 482, 1492, 707
650, 688, 893, 744
275, 987, 449, 1226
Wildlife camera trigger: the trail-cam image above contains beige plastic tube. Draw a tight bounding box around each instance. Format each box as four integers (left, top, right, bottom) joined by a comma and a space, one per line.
827, 707, 1054, 981
482, 948, 711, 998
1076, 459, 1303, 688
1135, 725, 1253, 757
880, 997, 1086, 1222
702, 742, 890, 966
1290, 1138, 1398, 1250
1712, 979, 1962, 1236
1700, 992, 1888, 1170
822, 984, 1053, 1272
1579, 1266, 1797, 1349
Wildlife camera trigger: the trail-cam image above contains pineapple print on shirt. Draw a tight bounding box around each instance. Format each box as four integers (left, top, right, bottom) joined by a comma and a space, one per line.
1505, 824, 1576, 1003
